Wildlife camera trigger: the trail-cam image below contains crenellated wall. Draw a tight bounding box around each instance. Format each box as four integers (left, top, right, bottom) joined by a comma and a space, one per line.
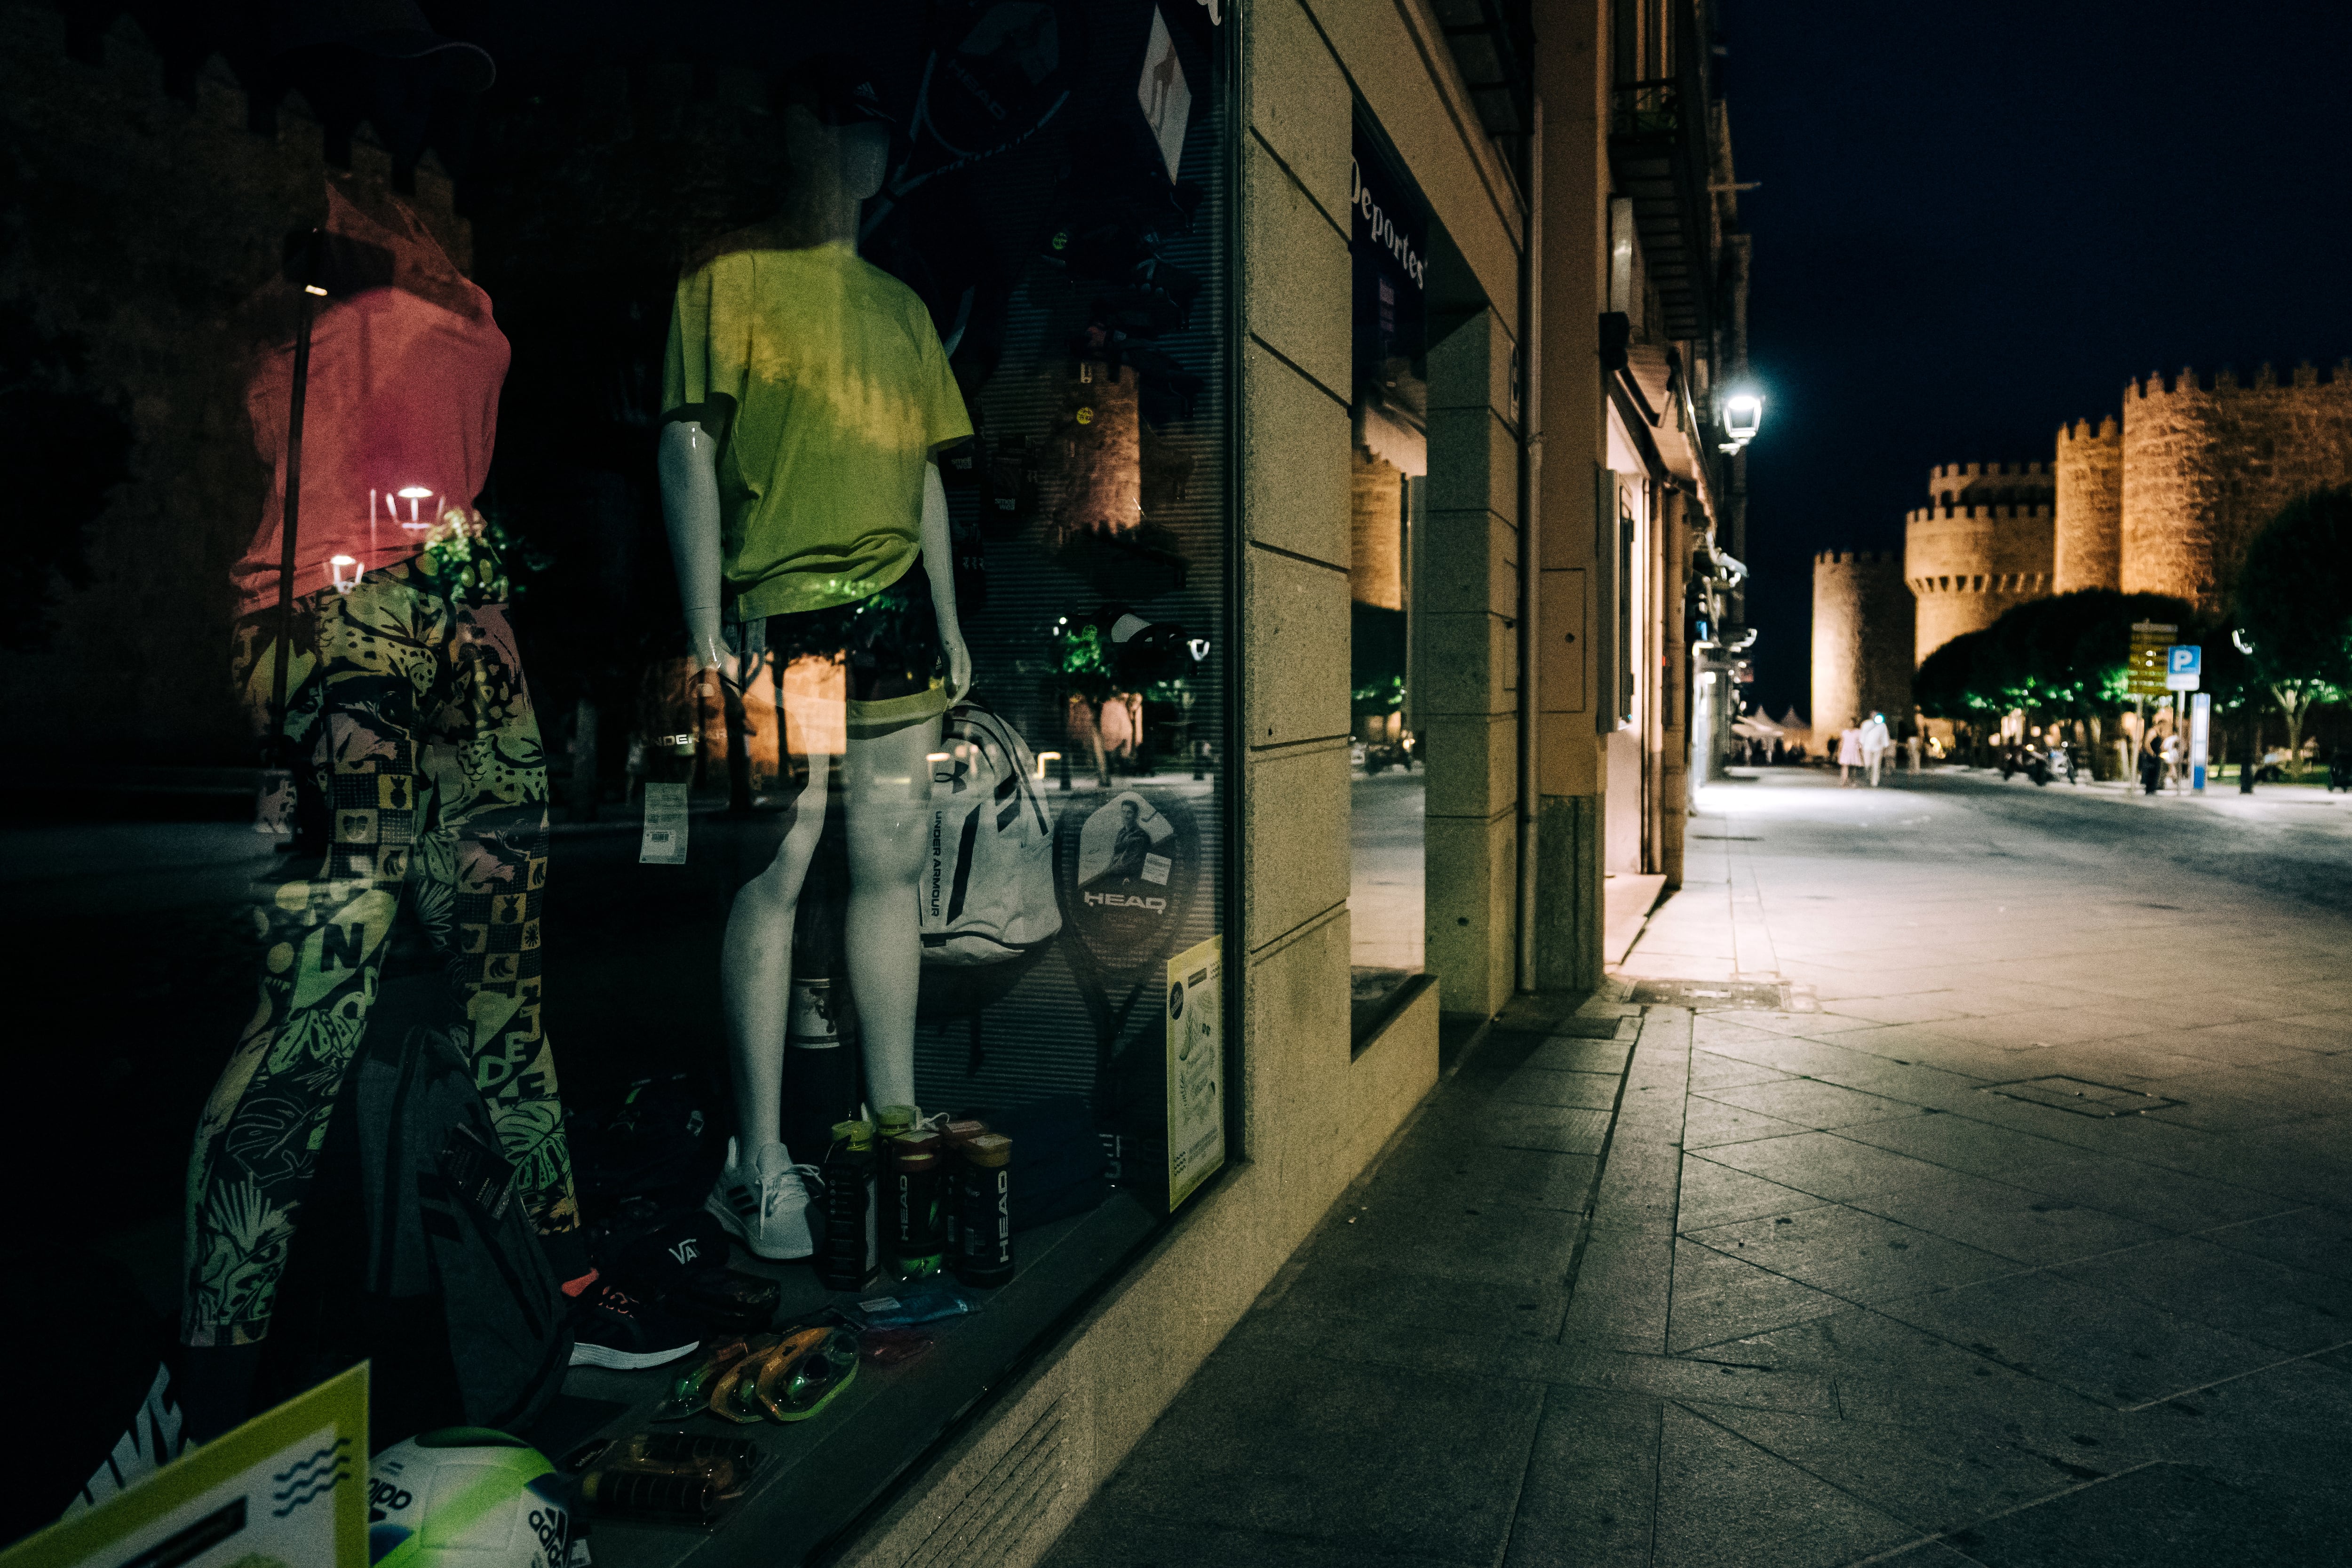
1926, 461, 2053, 509
1904, 501, 2053, 665
2120, 363, 2352, 609
1812, 550, 1914, 739
2053, 416, 2123, 592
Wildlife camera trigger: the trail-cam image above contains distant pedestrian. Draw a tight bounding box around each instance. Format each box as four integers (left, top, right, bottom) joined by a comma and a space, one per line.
1859, 711, 1892, 787
2138, 735, 2163, 795
1837, 719, 1864, 787
1905, 733, 1924, 772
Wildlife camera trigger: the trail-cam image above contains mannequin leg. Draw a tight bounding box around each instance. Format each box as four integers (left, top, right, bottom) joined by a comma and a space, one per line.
723, 730, 830, 1153
840, 715, 940, 1111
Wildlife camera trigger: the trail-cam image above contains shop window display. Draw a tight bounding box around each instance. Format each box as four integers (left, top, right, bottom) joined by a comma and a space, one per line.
0, 2, 1228, 1560
1347, 122, 1430, 1042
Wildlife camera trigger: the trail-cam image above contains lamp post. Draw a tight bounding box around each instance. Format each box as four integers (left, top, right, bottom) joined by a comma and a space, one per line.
1716, 388, 1763, 453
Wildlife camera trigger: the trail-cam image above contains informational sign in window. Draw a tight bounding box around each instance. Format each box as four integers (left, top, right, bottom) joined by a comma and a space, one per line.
2, 1365, 367, 1568
1165, 933, 1225, 1211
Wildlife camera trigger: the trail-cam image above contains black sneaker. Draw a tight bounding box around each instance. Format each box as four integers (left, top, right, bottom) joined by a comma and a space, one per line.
568, 1280, 702, 1371
591, 1198, 780, 1333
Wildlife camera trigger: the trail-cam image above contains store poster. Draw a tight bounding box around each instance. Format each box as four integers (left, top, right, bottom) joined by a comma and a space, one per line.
1164, 933, 1224, 1210
1, 1364, 367, 1568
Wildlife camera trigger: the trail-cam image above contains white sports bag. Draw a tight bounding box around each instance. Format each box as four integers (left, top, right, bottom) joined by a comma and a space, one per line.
921, 701, 1063, 964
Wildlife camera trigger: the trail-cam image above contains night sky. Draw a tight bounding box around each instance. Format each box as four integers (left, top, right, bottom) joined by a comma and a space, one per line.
1722, 0, 2352, 720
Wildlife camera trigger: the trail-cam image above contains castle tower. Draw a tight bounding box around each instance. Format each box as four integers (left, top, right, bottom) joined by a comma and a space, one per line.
1812, 550, 1915, 737
1905, 493, 2054, 666
2054, 416, 2123, 591
1925, 461, 2052, 510
2121, 363, 2352, 609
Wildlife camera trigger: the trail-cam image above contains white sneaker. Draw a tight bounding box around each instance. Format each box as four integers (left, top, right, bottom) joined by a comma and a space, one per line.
707, 1137, 820, 1259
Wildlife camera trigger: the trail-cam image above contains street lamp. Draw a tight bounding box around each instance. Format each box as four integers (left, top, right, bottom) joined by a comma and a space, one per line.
396, 484, 436, 531
1718, 387, 1763, 453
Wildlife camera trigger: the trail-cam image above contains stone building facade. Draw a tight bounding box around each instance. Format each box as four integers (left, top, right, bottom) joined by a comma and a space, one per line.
1814, 363, 2352, 713
2116, 364, 2352, 609
1809, 550, 1913, 737
1904, 487, 2054, 666
2054, 416, 2123, 592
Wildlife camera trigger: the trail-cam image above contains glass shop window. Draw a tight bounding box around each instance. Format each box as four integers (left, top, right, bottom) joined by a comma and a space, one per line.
1348, 120, 1430, 1043
0, 3, 1231, 1560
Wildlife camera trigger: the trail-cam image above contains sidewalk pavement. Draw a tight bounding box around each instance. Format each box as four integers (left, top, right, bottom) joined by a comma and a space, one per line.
1848, 762, 2352, 824
1042, 769, 2352, 1568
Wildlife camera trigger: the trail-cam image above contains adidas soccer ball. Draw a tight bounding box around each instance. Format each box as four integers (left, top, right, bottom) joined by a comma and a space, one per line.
369, 1428, 572, 1567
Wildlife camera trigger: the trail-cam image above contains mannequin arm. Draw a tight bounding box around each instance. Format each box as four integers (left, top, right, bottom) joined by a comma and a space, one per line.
919, 461, 971, 703
657, 419, 729, 673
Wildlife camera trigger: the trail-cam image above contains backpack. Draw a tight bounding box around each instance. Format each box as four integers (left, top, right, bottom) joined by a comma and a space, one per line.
920, 701, 1062, 966
265, 1017, 572, 1446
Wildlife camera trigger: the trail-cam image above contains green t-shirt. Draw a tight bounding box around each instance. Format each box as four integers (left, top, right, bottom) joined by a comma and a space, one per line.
663, 240, 971, 619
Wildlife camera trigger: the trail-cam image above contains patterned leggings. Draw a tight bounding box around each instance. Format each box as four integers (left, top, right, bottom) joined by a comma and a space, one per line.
184, 562, 578, 1348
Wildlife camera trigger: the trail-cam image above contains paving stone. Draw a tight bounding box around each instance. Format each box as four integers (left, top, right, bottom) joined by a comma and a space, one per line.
1494, 1066, 1622, 1110
1696, 1130, 1953, 1202
1864, 1544, 1994, 1567
1367, 1134, 1602, 1216
1725, 1008, 1889, 1038
1561, 1221, 1675, 1353
1687, 1203, 2018, 1303
1939, 1461, 2337, 1567
2137, 1354, 2352, 1487
1589, 1129, 1683, 1231
1480, 1100, 1614, 1155
1713, 1309, 2145, 1438
1502, 1389, 1659, 1568
1683, 1096, 1811, 1150
1870, 1268, 2284, 1409
1692, 1403, 2098, 1535
1647, 1402, 1916, 1568
1308, 1171, 1583, 1289
1551, 1011, 1639, 1040
1524, 1036, 1633, 1074
1846, 1172, 2168, 1267
1668, 1237, 1848, 1352
2198, 1204, 2352, 1281
1678, 1154, 1836, 1230
1524, 1347, 1840, 1415
1081, 1342, 1544, 1563
1042, 1515, 1475, 1568
1703, 1076, 1924, 1130
1250, 1256, 1569, 1345
2050, 1235, 2352, 1354
1821, 992, 1977, 1026
1689, 1048, 1795, 1092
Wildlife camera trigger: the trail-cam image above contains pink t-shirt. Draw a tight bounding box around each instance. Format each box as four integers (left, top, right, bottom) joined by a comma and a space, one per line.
237, 200, 509, 613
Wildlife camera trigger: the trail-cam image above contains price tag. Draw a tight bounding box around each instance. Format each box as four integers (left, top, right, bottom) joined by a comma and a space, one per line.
640, 782, 690, 865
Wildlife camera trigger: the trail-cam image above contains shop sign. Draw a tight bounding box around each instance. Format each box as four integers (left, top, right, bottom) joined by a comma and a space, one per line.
1, 1364, 367, 1568
1165, 933, 1225, 1210
1351, 149, 1428, 292
1352, 129, 1428, 369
